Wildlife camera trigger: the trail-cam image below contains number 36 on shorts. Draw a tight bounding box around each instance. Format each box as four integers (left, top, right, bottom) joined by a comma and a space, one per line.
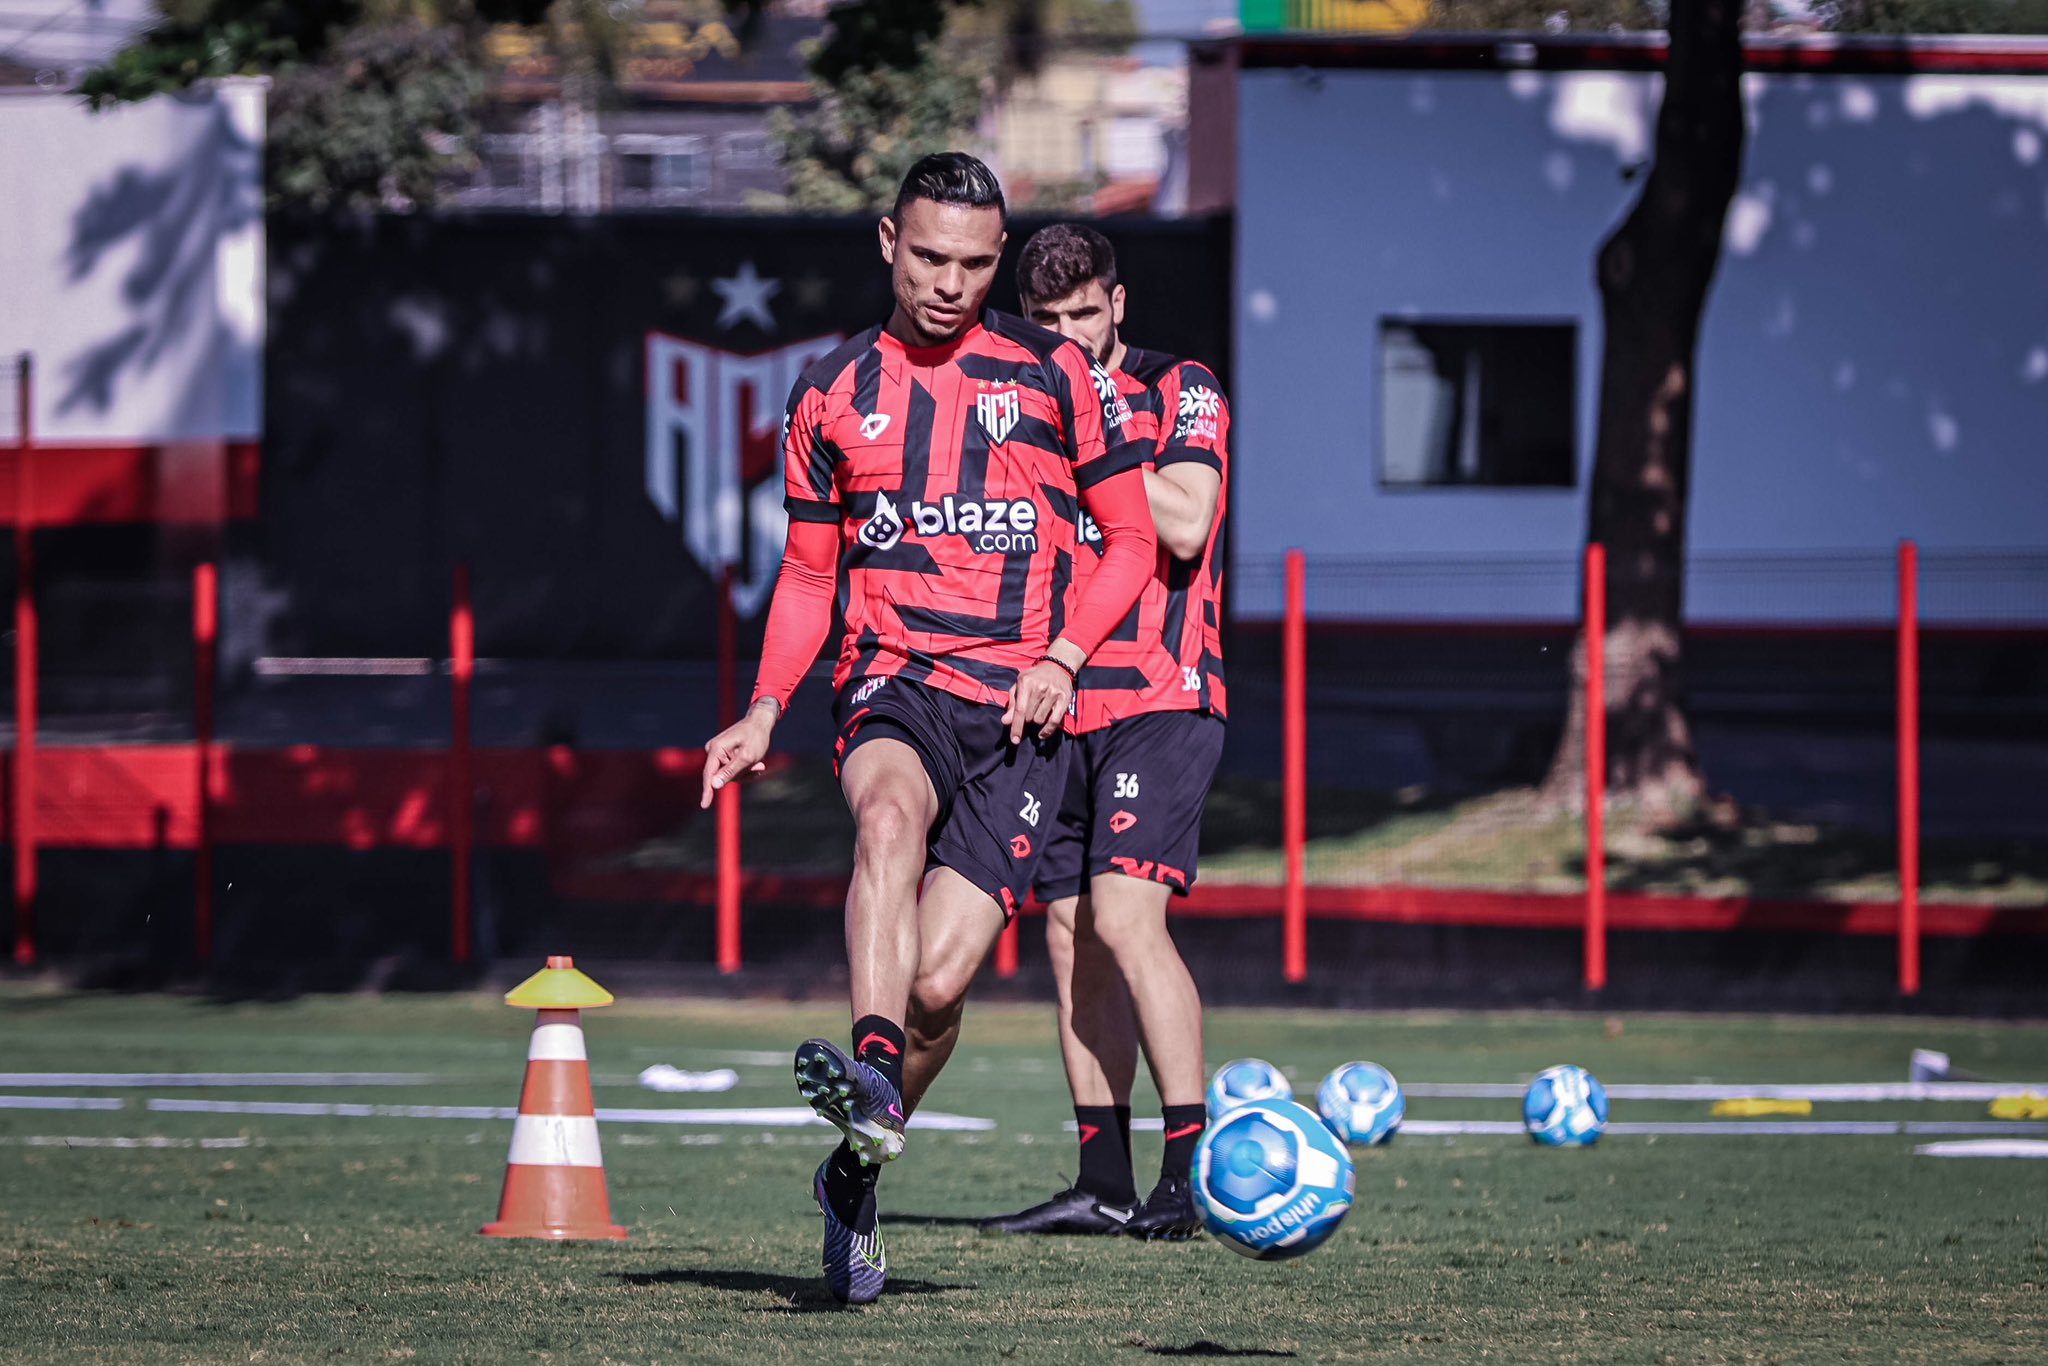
1114, 772, 1141, 799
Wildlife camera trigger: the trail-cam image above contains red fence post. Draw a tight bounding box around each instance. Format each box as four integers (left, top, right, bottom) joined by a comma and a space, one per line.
193, 563, 217, 962
12, 355, 35, 968
1282, 549, 1307, 984
1584, 543, 1607, 992
1897, 539, 1920, 996
716, 566, 742, 974
450, 564, 474, 965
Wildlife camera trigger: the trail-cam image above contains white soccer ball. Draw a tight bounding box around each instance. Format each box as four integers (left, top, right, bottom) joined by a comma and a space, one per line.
1522, 1064, 1609, 1146
1316, 1061, 1404, 1145
1206, 1058, 1292, 1120
1194, 1097, 1355, 1260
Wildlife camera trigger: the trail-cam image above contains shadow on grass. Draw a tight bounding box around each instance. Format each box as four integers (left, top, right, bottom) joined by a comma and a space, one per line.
618, 1267, 967, 1310
881, 1212, 989, 1228
1129, 1341, 1297, 1359
1591, 810, 2048, 904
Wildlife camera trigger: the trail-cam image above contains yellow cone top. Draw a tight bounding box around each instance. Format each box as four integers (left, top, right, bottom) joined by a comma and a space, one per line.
504, 955, 615, 1010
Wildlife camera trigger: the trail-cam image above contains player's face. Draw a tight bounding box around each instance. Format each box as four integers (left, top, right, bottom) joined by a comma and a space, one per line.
880, 199, 1006, 345
1023, 280, 1125, 367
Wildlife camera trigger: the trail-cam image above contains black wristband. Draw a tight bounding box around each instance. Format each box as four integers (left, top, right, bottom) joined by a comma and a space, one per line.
1035, 655, 1079, 687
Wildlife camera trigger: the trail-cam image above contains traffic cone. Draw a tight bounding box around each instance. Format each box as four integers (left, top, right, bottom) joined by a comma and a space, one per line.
481, 956, 628, 1240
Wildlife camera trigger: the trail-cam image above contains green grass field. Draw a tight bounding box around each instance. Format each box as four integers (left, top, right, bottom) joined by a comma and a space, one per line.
3, 988, 2046, 1363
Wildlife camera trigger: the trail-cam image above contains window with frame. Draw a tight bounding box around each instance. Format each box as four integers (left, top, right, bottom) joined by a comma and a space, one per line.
1379, 320, 1577, 488
613, 134, 709, 203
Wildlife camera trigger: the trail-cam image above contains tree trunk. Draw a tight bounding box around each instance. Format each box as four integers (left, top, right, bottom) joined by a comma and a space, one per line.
1544, 0, 1747, 815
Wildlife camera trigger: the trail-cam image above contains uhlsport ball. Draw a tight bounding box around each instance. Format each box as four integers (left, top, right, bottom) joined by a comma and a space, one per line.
1193, 1097, 1355, 1260
1522, 1064, 1609, 1146
1316, 1061, 1405, 1145
1206, 1058, 1293, 1120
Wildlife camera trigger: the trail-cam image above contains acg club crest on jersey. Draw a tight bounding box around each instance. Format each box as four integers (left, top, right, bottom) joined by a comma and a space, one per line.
975, 380, 1021, 444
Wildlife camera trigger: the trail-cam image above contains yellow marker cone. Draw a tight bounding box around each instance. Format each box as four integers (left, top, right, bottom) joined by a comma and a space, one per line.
504, 954, 615, 1010
1711, 1098, 1814, 1117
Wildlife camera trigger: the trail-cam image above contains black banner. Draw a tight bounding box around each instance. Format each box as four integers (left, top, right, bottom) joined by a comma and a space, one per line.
262, 212, 1232, 660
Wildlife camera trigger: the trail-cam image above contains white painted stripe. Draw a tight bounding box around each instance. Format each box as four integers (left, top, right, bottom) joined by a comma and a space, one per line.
151, 1099, 513, 1119
528, 1024, 588, 1063
0, 1135, 253, 1149
507, 1114, 605, 1168
0, 1072, 442, 1088
597, 1106, 996, 1132
143, 1097, 995, 1130
0, 1095, 125, 1111
1404, 1081, 2048, 1102
1915, 1140, 2048, 1159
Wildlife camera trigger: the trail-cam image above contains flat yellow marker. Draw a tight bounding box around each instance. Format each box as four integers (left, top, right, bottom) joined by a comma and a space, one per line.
1711, 1098, 1814, 1117
1987, 1093, 2048, 1120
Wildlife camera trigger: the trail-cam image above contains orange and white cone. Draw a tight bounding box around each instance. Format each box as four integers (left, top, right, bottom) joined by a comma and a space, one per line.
481, 956, 627, 1240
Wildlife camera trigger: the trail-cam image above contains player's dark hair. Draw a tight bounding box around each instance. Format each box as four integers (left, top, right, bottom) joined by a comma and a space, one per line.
1016, 223, 1118, 305
891, 152, 1007, 224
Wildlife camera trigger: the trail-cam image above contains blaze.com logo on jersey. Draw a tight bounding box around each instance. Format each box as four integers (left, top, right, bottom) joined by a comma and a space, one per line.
858, 494, 1040, 554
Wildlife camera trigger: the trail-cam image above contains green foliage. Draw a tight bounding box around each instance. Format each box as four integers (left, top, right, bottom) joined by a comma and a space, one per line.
77, 1, 356, 106
266, 18, 484, 211
766, 39, 986, 213
1424, 0, 1662, 30
1826, 0, 2048, 32
78, 1, 645, 211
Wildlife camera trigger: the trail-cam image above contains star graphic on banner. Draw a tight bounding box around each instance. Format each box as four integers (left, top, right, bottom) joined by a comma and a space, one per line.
712, 261, 781, 331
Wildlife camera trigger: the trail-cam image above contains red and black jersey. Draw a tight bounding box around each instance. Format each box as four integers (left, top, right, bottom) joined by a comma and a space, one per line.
1071, 346, 1230, 732
780, 309, 1144, 708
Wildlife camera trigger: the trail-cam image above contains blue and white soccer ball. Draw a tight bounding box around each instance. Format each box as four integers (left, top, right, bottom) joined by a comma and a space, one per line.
1316, 1061, 1405, 1145
1206, 1058, 1293, 1120
1194, 1098, 1355, 1260
1522, 1064, 1609, 1146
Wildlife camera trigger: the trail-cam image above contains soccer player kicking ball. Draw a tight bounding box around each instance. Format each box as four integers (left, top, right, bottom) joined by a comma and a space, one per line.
980, 224, 1230, 1242
699, 156, 1157, 1304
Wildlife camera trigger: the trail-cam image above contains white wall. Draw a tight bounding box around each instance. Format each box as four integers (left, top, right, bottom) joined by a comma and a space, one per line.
1236, 65, 2048, 621
0, 79, 264, 446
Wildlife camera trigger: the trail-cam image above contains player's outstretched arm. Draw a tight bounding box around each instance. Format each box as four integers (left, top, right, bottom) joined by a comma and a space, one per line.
699, 518, 838, 808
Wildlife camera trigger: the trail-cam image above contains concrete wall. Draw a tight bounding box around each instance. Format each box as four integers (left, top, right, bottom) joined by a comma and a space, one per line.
1235, 64, 2048, 621
0, 79, 264, 445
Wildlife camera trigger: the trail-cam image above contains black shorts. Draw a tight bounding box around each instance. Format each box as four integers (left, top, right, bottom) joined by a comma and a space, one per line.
833, 674, 1069, 919
1031, 710, 1226, 902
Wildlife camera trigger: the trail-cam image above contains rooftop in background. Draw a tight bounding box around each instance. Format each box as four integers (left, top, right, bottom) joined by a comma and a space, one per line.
0, 0, 155, 86
1235, 29, 2048, 71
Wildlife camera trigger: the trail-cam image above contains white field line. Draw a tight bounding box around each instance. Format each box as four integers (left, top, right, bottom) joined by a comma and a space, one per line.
143, 1098, 994, 1131
1404, 1082, 2048, 1102
1914, 1140, 2048, 1158
1078, 1118, 2048, 1138
0, 1135, 254, 1149
12, 1075, 2029, 1102
0, 1073, 443, 1087
0, 1095, 124, 1111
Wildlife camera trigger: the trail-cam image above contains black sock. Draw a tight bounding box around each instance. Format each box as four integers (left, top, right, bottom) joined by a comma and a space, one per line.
1114, 1104, 1134, 1173
822, 1139, 880, 1233
850, 1015, 905, 1094
1075, 1104, 1138, 1206
1160, 1104, 1206, 1185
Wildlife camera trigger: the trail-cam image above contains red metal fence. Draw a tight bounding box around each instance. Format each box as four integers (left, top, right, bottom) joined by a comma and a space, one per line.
2, 359, 2031, 992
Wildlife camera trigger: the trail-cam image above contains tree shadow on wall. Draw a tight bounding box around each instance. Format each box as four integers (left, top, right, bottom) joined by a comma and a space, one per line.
59, 93, 261, 432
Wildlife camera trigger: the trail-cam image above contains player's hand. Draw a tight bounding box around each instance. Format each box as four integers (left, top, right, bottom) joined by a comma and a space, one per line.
701, 703, 776, 808
1003, 660, 1074, 745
